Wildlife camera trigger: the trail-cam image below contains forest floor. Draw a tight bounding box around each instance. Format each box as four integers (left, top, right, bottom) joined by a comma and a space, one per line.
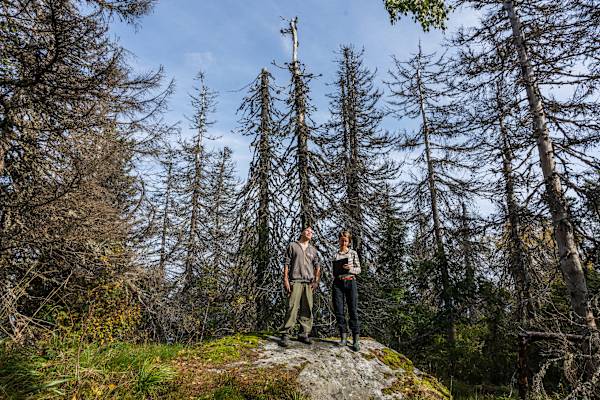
0, 333, 514, 399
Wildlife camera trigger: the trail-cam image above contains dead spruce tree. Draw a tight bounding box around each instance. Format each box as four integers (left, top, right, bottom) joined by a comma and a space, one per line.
450, 49, 539, 328
322, 46, 398, 262
454, 0, 598, 331
503, 0, 597, 331
321, 46, 403, 338
386, 44, 477, 349
178, 72, 217, 294
0, 0, 169, 341
156, 147, 178, 278
134, 146, 179, 341
236, 69, 288, 330
199, 147, 240, 339
280, 17, 328, 238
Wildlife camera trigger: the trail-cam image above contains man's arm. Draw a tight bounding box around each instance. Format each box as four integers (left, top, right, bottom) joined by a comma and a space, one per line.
283, 244, 292, 295
311, 266, 321, 290
311, 250, 321, 289
283, 264, 291, 294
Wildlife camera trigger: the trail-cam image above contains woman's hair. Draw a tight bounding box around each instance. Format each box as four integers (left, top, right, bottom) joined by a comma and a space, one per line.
339, 230, 352, 242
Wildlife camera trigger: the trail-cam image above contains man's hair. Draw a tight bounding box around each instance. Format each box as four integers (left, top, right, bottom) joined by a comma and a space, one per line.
299, 226, 313, 239
339, 230, 352, 242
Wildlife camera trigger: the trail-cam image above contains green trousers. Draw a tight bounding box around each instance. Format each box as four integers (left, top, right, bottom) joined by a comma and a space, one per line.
281, 282, 313, 335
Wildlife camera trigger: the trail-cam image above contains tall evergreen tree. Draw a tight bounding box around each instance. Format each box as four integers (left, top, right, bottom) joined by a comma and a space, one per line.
199, 147, 240, 339
386, 44, 474, 347
451, 0, 599, 331
280, 17, 327, 239
236, 69, 287, 330
323, 46, 398, 262
450, 1, 600, 395
178, 71, 217, 292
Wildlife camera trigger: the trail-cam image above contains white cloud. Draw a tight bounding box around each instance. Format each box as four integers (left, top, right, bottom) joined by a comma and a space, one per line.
184, 51, 216, 70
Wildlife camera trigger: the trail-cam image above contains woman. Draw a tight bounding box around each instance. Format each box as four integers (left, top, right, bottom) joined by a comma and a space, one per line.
332, 230, 361, 351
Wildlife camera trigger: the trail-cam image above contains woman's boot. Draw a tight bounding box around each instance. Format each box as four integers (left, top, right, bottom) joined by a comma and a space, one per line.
352, 334, 360, 351
338, 332, 347, 347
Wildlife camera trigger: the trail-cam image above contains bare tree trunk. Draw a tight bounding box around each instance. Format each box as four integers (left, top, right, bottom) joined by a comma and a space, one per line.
288, 17, 311, 229
212, 151, 226, 254
0, 120, 8, 178
416, 51, 455, 345
503, 0, 596, 330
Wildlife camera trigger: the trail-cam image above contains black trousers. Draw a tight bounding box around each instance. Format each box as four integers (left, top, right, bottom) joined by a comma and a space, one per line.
332, 278, 359, 335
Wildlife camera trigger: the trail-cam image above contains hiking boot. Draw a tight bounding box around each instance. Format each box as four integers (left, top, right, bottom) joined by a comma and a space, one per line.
298, 334, 313, 345
352, 334, 360, 352
280, 334, 289, 347
338, 332, 347, 347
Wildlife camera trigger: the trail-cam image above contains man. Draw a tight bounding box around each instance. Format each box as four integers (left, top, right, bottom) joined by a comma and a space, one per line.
280, 226, 321, 347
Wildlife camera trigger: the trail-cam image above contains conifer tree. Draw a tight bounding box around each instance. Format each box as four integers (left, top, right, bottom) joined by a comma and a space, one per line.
178, 71, 217, 292
199, 147, 240, 338
451, 0, 599, 331
323, 46, 398, 262
450, 1, 600, 394
236, 69, 288, 329
386, 45, 474, 347
280, 17, 327, 239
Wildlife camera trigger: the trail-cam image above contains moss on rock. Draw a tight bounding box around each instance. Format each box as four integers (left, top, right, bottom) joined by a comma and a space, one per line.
370, 347, 451, 400
382, 372, 451, 400
371, 348, 415, 374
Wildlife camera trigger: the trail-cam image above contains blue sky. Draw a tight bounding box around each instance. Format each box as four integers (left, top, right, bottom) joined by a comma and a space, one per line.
111, 1, 478, 177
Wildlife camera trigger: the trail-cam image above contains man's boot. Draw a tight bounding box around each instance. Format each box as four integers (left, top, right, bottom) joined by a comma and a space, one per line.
338, 332, 347, 347
352, 334, 360, 352
298, 333, 312, 344
280, 334, 289, 347
298, 333, 312, 345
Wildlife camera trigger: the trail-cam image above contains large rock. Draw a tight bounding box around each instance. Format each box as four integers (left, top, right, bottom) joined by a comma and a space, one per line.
241, 336, 450, 400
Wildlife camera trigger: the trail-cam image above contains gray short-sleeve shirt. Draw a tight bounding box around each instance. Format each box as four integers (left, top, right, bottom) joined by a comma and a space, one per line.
284, 241, 320, 281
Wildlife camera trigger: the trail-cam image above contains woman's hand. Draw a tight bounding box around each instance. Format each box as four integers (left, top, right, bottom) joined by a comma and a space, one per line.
284, 278, 291, 296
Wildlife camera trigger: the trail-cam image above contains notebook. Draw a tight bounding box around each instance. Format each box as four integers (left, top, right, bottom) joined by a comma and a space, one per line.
333, 257, 349, 277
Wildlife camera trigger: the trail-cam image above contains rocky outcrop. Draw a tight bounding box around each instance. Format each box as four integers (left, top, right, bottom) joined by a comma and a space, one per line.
255, 336, 451, 400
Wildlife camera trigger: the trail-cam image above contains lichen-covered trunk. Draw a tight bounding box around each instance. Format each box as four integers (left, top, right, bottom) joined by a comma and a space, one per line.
503, 0, 596, 330
295, 83, 311, 229
0, 122, 7, 178
461, 202, 475, 295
